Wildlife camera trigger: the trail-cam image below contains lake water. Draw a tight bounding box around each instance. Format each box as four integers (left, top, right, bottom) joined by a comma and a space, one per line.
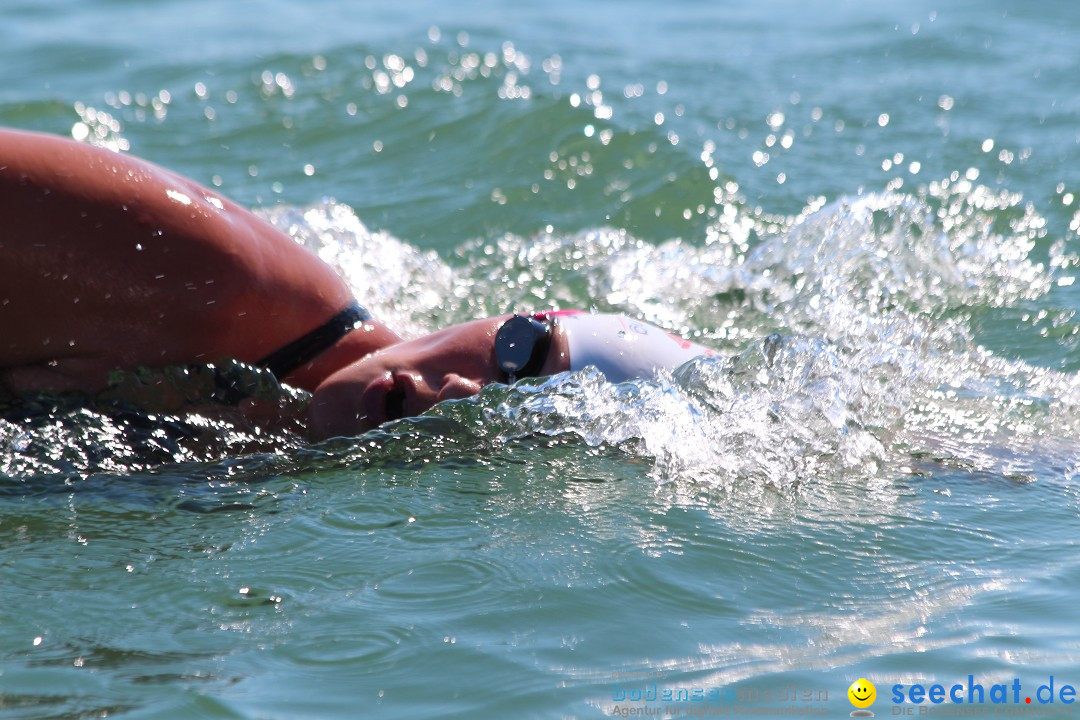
3, 1, 1080, 718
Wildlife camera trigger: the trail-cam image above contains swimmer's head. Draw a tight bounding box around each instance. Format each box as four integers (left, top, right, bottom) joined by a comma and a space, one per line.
308, 311, 714, 438
308, 314, 571, 438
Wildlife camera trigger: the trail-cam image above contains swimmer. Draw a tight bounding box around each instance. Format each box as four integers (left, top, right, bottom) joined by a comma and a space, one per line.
0, 128, 714, 439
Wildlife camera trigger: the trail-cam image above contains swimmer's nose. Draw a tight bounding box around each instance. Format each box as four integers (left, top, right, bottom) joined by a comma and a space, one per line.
435, 374, 483, 403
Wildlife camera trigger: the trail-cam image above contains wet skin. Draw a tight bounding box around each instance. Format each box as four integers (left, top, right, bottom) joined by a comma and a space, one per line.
309, 315, 571, 438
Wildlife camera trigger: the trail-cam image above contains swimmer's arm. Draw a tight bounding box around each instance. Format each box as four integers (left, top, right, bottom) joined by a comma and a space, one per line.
0, 127, 400, 392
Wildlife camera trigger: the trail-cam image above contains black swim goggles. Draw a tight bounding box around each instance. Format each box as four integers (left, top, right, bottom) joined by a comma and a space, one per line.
495, 314, 553, 383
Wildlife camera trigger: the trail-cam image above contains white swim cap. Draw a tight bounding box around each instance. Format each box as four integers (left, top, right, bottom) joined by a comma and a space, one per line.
552, 312, 715, 382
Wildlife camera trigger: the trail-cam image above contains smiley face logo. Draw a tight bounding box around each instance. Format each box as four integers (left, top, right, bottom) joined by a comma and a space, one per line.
848, 678, 876, 714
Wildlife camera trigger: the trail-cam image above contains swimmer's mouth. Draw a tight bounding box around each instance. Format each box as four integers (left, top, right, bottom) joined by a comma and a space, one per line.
385, 377, 407, 422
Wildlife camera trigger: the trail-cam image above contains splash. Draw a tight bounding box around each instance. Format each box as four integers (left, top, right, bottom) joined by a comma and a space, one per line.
279, 185, 1074, 491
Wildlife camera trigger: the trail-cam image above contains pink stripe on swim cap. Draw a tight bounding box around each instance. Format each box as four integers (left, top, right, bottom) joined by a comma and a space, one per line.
530, 309, 586, 321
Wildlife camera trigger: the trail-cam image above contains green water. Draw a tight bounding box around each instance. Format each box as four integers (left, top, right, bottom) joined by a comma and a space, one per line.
3, 1, 1080, 718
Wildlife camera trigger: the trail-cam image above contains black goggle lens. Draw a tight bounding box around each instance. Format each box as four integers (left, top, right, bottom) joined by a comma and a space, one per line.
495, 315, 551, 382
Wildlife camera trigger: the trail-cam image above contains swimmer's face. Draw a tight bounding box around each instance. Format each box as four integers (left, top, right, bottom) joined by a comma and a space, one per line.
308, 315, 570, 438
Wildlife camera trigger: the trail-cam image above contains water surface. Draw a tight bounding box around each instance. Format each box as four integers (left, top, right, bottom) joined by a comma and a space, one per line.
2, 1, 1080, 718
